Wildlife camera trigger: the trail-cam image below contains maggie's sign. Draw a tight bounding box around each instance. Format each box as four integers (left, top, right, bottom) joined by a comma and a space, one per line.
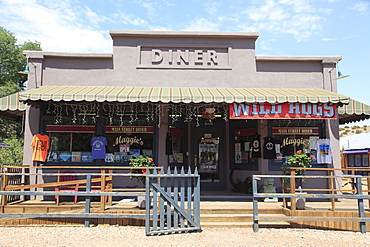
229, 102, 337, 119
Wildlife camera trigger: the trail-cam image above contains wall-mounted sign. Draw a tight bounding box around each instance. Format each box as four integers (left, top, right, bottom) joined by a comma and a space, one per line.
46, 125, 154, 133
272, 127, 319, 135
137, 44, 231, 70
106, 126, 153, 133
229, 102, 337, 119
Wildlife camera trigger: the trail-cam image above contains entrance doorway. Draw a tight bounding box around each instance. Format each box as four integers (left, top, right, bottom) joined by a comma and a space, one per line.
193, 123, 226, 190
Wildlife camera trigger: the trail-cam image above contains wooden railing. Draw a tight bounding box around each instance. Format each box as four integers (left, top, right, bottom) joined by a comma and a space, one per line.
282, 167, 370, 211
253, 174, 370, 233
0, 166, 201, 235
0, 165, 163, 211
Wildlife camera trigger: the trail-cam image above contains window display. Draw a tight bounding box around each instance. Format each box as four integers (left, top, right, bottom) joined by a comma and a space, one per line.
46, 125, 154, 163
168, 127, 184, 165
270, 126, 320, 171
232, 128, 258, 170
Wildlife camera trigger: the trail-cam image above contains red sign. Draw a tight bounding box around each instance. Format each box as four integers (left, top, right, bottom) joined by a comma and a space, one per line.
272, 127, 319, 135
46, 125, 154, 133
229, 102, 337, 119
106, 126, 153, 133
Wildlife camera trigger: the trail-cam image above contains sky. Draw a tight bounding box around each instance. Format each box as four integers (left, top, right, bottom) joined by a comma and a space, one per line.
0, 0, 369, 125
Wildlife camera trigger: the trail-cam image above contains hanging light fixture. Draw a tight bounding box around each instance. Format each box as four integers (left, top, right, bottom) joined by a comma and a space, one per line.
333, 64, 349, 80
18, 56, 36, 75
335, 71, 350, 80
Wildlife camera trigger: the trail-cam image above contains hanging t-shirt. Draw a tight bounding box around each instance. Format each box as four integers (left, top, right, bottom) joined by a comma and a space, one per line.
90, 136, 107, 160
251, 134, 262, 158
166, 132, 173, 155
31, 134, 50, 162
263, 136, 276, 159
316, 138, 332, 164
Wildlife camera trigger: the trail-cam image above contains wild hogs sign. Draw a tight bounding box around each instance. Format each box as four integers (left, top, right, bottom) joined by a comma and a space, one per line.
229, 102, 337, 119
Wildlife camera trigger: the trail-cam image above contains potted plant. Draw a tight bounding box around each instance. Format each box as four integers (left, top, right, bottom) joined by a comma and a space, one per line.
282, 150, 315, 209
282, 150, 314, 187
129, 155, 155, 209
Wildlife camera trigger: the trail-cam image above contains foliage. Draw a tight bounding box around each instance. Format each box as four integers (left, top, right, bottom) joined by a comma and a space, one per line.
129, 156, 155, 185
0, 26, 41, 95
282, 150, 313, 178
0, 137, 24, 164
0, 26, 42, 160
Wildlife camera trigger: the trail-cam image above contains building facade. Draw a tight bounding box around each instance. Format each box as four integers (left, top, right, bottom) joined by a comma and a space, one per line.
12, 30, 368, 192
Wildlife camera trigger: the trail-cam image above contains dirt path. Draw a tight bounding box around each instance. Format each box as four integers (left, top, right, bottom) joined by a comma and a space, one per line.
0, 226, 369, 246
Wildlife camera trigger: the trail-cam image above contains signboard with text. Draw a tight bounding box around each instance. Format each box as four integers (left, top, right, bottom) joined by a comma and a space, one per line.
46, 125, 154, 133
229, 102, 337, 119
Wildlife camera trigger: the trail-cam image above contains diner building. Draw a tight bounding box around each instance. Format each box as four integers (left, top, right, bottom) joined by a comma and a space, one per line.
1, 30, 370, 193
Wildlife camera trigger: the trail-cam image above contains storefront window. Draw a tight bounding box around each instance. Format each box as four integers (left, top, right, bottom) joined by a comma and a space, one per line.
168, 127, 184, 166
233, 128, 258, 169
231, 120, 258, 170
48, 132, 94, 162
105, 132, 153, 162
270, 126, 320, 171
347, 153, 369, 174
46, 125, 154, 163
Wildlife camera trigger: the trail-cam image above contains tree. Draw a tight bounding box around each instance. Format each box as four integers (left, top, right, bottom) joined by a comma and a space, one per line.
0, 26, 41, 97
0, 137, 24, 164
0, 27, 42, 162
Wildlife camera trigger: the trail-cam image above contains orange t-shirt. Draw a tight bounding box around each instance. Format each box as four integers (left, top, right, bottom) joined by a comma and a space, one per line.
31, 134, 50, 162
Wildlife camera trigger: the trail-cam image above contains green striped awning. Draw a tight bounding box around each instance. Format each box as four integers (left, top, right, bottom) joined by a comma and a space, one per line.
19, 86, 350, 104
0, 92, 25, 120
338, 99, 370, 124
3, 86, 370, 124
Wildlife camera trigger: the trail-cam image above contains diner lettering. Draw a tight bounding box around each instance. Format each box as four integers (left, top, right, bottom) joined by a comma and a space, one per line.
114, 136, 144, 146
152, 49, 218, 66
281, 137, 310, 148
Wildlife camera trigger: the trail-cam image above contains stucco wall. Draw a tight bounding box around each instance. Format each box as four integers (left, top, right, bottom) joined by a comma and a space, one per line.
24, 31, 341, 91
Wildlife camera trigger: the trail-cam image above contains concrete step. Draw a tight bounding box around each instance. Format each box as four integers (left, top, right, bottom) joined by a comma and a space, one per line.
200, 221, 291, 228
200, 213, 285, 222
200, 208, 283, 214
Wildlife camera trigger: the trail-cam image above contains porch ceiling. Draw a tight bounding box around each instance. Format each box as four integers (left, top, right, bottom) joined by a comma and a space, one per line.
19, 85, 350, 104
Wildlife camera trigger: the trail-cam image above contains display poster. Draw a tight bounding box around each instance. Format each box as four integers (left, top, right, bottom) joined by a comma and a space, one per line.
198, 138, 219, 173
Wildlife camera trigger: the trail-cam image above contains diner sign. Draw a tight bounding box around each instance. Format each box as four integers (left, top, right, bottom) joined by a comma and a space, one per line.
46, 125, 153, 133
272, 127, 319, 135
229, 102, 337, 119
106, 126, 153, 133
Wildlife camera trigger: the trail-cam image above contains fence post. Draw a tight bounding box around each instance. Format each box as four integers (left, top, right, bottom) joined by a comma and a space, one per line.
100, 169, 106, 211
193, 167, 201, 228
329, 170, 336, 211
1, 168, 8, 209
145, 167, 152, 235
356, 176, 366, 233
252, 176, 259, 233
290, 169, 296, 212
84, 174, 92, 228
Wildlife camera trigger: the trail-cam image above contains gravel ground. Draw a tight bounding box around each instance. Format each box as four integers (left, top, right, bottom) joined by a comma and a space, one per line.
0, 226, 369, 247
